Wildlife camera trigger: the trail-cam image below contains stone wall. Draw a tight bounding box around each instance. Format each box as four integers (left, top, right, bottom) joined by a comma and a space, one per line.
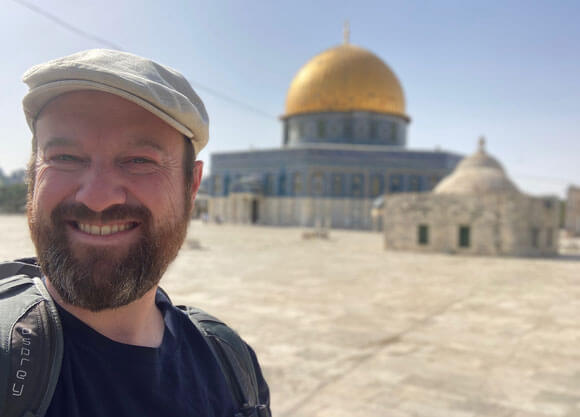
209, 196, 375, 229
565, 186, 580, 236
383, 193, 559, 257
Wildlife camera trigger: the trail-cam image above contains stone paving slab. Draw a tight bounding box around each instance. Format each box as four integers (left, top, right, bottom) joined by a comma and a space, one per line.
1, 215, 579, 417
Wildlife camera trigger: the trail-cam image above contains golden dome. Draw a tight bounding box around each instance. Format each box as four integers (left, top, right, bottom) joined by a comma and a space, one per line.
284, 44, 407, 119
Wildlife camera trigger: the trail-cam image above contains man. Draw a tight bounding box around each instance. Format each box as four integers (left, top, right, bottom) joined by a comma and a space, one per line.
0, 49, 270, 417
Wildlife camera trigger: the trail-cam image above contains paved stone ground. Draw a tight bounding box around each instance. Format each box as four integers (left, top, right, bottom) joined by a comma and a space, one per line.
2, 215, 579, 417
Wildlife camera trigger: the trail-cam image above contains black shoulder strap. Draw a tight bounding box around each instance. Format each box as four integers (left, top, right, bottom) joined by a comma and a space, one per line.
0, 260, 64, 417
177, 305, 270, 417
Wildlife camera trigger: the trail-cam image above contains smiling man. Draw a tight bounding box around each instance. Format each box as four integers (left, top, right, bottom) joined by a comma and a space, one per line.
0, 49, 270, 417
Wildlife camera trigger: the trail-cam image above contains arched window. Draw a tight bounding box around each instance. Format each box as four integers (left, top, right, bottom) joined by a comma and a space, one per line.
355, 120, 369, 139
264, 174, 274, 196
351, 174, 364, 197
343, 119, 353, 139
289, 123, 299, 142
380, 122, 391, 140
332, 174, 344, 197
278, 172, 286, 196
369, 120, 378, 141
310, 172, 325, 196
223, 175, 230, 196
410, 175, 421, 191
292, 173, 303, 195
370, 175, 384, 197
328, 120, 340, 137
429, 175, 440, 189
305, 121, 316, 138
317, 120, 326, 138
298, 121, 305, 138
389, 175, 402, 192
390, 123, 398, 143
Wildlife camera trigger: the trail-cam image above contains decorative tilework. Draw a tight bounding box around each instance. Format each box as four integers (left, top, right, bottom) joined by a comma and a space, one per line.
209, 147, 462, 199
284, 111, 408, 147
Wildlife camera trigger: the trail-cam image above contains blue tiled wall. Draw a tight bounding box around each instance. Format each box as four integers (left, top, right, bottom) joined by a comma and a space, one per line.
210, 148, 462, 199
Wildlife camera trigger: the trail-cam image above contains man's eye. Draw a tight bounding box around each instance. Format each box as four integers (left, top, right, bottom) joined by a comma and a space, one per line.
129, 157, 154, 164
52, 154, 82, 162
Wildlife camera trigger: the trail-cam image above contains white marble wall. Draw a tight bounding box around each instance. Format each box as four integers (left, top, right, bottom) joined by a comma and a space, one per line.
209, 196, 375, 229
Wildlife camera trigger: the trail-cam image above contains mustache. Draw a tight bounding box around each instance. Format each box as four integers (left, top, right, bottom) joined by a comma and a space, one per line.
50, 203, 152, 223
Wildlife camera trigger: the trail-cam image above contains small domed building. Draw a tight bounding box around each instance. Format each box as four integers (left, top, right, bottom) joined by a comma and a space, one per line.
383, 138, 559, 256
208, 39, 462, 229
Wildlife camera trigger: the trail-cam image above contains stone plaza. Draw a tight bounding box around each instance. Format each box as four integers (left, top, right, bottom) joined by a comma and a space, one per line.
1, 215, 579, 417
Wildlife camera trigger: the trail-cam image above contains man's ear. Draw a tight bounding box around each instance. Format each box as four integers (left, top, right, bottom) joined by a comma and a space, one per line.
190, 160, 204, 205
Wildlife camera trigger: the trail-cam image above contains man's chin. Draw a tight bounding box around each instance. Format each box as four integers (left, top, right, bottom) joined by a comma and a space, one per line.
49, 265, 158, 312
41, 237, 154, 311
70, 243, 132, 265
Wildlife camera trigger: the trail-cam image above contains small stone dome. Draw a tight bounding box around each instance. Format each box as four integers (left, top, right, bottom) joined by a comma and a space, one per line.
434, 138, 519, 195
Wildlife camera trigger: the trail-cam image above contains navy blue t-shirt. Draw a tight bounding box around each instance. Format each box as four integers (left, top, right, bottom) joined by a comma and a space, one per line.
45, 294, 236, 417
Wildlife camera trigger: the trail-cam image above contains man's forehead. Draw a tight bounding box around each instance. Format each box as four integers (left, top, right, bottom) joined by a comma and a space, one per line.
35, 91, 184, 150
40, 134, 168, 152
37, 90, 158, 121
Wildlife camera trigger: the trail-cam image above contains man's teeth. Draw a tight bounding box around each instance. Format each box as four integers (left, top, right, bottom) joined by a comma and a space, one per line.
78, 223, 132, 235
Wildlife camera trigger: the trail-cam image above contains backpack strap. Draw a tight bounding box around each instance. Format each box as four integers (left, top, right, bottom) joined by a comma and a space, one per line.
156, 286, 270, 417
0, 261, 64, 417
178, 305, 271, 417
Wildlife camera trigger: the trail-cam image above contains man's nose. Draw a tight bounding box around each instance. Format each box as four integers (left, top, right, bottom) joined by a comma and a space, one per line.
74, 166, 127, 212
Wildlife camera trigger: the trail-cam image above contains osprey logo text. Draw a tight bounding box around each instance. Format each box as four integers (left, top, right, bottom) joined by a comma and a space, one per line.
11, 326, 32, 397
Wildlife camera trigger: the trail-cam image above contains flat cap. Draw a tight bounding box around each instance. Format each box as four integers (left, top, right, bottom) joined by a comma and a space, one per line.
22, 49, 209, 155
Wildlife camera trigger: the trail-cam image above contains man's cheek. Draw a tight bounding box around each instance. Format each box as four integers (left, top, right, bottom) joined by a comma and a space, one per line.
31, 167, 51, 200
35, 171, 74, 206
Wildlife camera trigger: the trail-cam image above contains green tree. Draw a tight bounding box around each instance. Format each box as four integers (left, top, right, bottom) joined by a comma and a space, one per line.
0, 183, 27, 213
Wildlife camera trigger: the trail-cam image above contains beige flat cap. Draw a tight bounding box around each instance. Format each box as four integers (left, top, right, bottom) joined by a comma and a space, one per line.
22, 49, 209, 156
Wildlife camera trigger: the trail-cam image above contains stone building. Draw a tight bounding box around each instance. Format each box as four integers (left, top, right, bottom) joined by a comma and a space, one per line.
383, 139, 559, 257
565, 185, 580, 236
208, 38, 461, 229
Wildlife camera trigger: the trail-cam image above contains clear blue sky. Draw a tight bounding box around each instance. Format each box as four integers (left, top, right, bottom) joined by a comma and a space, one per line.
1, 0, 578, 197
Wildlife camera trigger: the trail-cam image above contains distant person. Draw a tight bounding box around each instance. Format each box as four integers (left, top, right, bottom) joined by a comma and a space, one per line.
0, 49, 270, 417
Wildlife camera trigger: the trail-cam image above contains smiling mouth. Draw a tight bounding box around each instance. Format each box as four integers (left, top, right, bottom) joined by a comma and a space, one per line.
70, 221, 139, 236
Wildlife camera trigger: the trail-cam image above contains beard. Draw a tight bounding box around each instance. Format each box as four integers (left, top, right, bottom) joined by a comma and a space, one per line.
28, 202, 189, 312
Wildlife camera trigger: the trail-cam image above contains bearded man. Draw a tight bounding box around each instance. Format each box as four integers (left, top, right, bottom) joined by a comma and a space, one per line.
0, 49, 270, 417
